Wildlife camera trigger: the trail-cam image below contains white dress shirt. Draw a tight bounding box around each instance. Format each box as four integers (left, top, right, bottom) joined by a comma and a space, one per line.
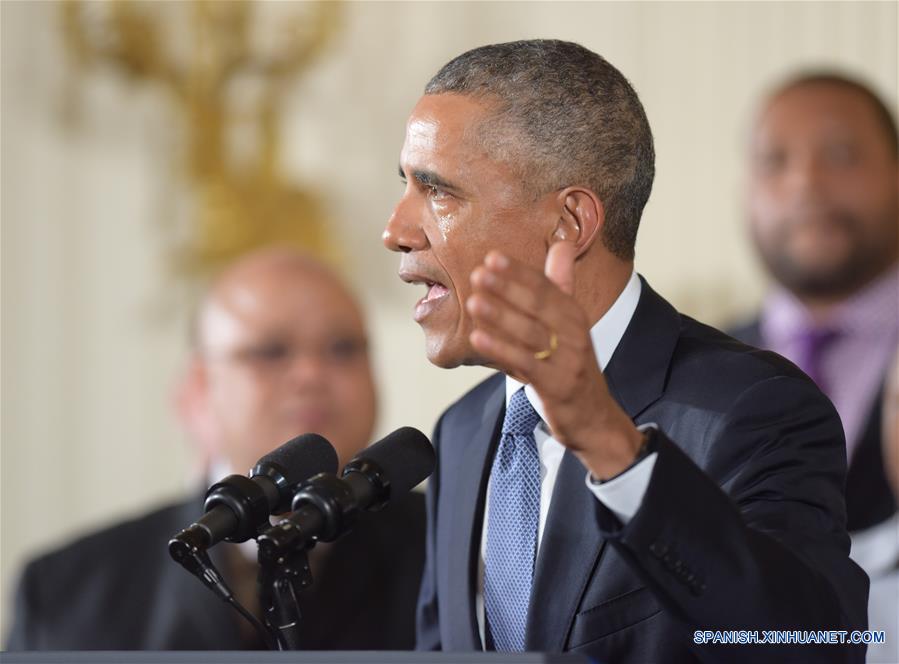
476, 270, 659, 644
850, 514, 899, 664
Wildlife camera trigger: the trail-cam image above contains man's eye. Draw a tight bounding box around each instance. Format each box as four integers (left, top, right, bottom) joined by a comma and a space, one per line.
757, 149, 786, 175
428, 185, 450, 200
243, 344, 290, 363
327, 338, 366, 362
825, 143, 857, 167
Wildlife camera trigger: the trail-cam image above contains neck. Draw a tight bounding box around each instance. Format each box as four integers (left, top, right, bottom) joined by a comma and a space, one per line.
793, 260, 898, 323
795, 295, 848, 324
578, 255, 634, 325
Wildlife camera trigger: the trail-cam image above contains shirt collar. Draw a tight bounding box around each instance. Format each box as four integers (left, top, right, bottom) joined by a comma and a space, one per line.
834, 264, 899, 336
851, 512, 899, 577
505, 269, 642, 423
762, 264, 899, 344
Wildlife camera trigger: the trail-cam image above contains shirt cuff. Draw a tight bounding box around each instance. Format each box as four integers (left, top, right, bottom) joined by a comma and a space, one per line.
584, 425, 659, 523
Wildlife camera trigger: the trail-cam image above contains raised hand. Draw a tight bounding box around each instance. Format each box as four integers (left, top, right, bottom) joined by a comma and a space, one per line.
467, 245, 643, 480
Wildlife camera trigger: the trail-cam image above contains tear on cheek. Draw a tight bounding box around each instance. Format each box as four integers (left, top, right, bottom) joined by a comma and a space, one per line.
436, 214, 456, 242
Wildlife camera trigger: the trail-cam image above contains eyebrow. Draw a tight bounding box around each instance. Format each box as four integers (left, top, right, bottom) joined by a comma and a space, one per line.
397, 164, 460, 192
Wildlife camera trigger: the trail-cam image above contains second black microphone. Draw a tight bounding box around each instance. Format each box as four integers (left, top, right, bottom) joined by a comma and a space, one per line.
257, 426, 434, 560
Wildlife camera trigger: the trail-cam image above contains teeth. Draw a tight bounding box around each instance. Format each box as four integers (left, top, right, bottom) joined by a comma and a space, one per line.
425, 282, 448, 302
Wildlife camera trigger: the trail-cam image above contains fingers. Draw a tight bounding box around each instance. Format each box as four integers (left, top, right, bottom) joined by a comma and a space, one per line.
466, 290, 556, 355
467, 250, 590, 384
470, 326, 548, 382
469, 310, 586, 390
471, 251, 581, 326
545, 240, 577, 295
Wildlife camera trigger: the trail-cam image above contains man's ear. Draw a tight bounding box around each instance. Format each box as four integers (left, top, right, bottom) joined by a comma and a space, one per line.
547, 187, 604, 257
173, 355, 222, 470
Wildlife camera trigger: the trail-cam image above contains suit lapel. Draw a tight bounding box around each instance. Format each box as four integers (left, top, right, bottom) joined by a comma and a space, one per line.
604, 277, 681, 420
527, 450, 606, 651
445, 374, 505, 649
845, 383, 896, 530
527, 278, 681, 650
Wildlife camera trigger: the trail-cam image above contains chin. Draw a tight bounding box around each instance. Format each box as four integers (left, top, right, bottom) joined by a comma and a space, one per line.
424, 335, 489, 370
426, 344, 464, 369
423, 333, 463, 369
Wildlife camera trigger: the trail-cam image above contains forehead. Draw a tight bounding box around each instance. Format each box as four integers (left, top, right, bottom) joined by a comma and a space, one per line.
405, 94, 489, 146
200, 266, 364, 348
402, 95, 501, 169
401, 93, 527, 193
755, 84, 888, 148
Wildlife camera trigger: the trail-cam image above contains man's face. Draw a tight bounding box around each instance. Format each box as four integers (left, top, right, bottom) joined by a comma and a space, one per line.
198, 264, 376, 472
383, 94, 555, 368
747, 83, 899, 299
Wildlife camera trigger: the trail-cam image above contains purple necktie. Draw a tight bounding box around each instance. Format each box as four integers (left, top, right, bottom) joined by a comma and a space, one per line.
794, 326, 840, 395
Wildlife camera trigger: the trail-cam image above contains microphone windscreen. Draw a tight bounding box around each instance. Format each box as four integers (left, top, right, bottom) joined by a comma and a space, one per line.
353, 427, 435, 496
257, 433, 339, 484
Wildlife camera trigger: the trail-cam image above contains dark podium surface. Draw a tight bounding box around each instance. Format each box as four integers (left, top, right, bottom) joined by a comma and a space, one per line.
0, 653, 591, 664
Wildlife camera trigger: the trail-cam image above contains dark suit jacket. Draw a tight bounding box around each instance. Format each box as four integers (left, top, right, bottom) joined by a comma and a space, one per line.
729, 318, 896, 532
417, 278, 868, 663
7, 490, 425, 650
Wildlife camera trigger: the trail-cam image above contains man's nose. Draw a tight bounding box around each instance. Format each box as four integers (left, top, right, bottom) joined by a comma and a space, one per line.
283, 351, 328, 388
383, 195, 428, 253
785, 153, 827, 198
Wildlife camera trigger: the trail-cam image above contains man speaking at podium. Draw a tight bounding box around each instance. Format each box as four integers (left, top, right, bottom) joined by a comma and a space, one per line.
382, 40, 868, 662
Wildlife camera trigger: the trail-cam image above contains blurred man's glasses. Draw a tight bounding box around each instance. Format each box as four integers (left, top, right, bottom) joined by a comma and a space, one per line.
205, 337, 368, 372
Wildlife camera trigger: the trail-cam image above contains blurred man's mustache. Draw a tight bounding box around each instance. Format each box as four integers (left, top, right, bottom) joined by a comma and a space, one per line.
780, 206, 858, 235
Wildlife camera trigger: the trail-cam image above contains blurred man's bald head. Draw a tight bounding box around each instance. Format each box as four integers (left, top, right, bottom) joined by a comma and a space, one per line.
196, 248, 363, 352
191, 247, 377, 472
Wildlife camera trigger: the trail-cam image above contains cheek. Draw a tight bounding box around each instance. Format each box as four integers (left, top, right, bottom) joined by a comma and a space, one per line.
748, 190, 785, 241
430, 212, 482, 301
834, 172, 896, 218
432, 202, 458, 243
333, 370, 375, 413
749, 180, 784, 216
209, 372, 271, 422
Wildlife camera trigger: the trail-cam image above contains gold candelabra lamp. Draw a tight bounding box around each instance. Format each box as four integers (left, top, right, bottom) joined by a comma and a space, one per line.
61, 0, 342, 278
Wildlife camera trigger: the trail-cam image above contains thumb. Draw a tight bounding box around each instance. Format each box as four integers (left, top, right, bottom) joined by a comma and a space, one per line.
545, 239, 577, 295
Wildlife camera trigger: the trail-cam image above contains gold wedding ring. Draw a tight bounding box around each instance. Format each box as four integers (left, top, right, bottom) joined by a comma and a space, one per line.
534, 331, 559, 360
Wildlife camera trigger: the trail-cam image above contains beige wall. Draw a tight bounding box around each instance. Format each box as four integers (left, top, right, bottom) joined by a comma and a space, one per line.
1, 0, 896, 639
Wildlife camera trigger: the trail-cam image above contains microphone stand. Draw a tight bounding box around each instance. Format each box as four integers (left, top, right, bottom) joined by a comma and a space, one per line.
257, 539, 314, 651
169, 531, 277, 650
256, 477, 353, 650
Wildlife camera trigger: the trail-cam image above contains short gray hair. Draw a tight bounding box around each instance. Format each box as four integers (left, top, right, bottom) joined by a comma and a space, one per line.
425, 39, 655, 260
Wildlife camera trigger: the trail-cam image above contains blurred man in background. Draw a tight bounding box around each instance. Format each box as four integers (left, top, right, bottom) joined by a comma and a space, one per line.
731, 72, 899, 533
7, 247, 425, 650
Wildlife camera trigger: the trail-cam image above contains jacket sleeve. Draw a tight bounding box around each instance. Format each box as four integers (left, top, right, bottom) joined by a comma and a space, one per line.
595, 375, 869, 663
5, 563, 41, 650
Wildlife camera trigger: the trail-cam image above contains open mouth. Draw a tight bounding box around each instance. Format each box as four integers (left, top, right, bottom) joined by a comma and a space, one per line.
399, 270, 451, 322
413, 279, 450, 322
421, 280, 450, 303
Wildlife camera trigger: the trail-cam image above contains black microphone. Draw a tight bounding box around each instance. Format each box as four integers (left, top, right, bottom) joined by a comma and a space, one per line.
257, 427, 434, 560
169, 433, 338, 562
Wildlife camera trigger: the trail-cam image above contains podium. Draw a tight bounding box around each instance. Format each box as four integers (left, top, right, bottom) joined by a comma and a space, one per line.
2, 653, 590, 664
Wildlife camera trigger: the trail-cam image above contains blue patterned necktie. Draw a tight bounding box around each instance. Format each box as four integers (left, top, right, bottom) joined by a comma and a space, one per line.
484, 387, 542, 651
